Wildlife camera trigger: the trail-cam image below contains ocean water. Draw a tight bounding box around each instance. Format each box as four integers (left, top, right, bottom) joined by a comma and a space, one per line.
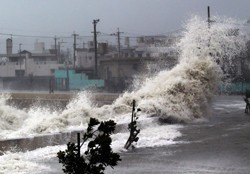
0, 16, 247, 173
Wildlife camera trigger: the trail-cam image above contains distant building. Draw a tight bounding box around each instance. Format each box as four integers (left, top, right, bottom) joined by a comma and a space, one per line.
0, 33, 181, 91
0, 40, 64, 90
0, 48, 63, 78
75, 48, 95, 71
97, 34, 180, 92
75, 41, 109, 77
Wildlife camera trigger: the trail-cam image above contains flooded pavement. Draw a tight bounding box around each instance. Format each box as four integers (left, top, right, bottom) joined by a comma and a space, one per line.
104, 95, 250, 174
23, 95, 250, 174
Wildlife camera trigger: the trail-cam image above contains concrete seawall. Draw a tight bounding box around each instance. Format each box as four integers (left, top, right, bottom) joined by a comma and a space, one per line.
0, 131, 80, 154
5, 92, 120, 108
0, 124, 128, 154
0, 91, 121, 153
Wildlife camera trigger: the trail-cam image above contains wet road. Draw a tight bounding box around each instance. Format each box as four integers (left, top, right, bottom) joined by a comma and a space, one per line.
105, 95, 250, 174
41, 95, 250, 174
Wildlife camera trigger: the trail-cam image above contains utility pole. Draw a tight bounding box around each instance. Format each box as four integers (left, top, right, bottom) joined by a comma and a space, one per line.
207, 6, 215, 29
207, 6, 215, 48
93, 19, 100, 77
111, 28, 124, 89
72, 33, 78, 69
19, 43, 22, 54
207, 6, 211, 29
58, 41, 66, 63
19, 43, 22, 73
111, 28, 124, 58
54, 36, 58, 63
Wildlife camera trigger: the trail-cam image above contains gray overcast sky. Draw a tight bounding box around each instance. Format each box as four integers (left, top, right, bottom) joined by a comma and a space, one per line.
0, 0, 250, 51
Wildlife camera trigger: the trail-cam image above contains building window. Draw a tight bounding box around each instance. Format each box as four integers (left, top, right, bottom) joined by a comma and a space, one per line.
89, 56, 92, 60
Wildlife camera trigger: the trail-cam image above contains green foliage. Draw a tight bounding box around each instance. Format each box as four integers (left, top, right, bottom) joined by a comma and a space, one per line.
57, 118, 121, 174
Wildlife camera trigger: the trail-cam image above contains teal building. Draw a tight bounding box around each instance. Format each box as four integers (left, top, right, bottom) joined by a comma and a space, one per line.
54, 69, 104, 91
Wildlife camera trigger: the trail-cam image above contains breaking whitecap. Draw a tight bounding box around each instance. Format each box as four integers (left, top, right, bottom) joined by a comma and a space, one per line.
0, 16, 247, 173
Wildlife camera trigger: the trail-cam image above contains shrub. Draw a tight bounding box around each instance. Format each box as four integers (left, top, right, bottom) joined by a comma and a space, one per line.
57, 118, 121, 174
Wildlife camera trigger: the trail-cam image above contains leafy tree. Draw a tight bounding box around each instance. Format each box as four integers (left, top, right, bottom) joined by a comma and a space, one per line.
57, 118, 121, 174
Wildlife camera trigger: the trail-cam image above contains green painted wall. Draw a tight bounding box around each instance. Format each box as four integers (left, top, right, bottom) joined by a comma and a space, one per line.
219, 82, 250, 94
54, 69, 104, 90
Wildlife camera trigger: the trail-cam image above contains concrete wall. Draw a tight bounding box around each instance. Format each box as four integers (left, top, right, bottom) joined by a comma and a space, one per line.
76, 50, 95, 69
98, 57, 149, 91
0, 131, 80, 154
0, 62, 23, 77
6, 92, 119, 108
99, 58, 146, 79
0, 53, 63, 77
3, 77, 51, 91
0, 121, 126, 154
26, 58, 62, 76
0, 59, 62, 77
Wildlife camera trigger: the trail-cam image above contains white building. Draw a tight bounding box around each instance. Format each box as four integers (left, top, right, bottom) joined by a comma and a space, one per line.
76, 48, 95, 70
0, 40, 64, 77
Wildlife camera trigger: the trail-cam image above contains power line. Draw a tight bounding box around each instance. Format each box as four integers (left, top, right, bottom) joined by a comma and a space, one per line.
0, 32, 93, 39
0, 28, 185, 41
0, 32, 54, 38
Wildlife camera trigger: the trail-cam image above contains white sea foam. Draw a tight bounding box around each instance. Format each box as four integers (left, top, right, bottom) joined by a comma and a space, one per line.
0, 17, 245, 173
0, 16, 246, 141
112, 16, 246, 123
0, 15, 247, 174
0, 145, 65, 174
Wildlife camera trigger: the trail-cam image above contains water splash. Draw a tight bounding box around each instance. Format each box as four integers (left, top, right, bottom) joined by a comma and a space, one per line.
0, 15, 247, 174
113, 16, 246, 123
0, 16, 246, 138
